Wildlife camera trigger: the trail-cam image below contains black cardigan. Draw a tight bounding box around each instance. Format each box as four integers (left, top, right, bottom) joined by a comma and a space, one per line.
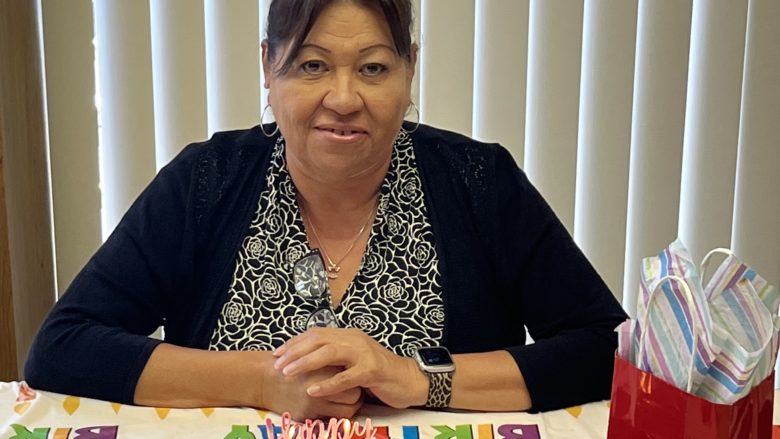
25, 123, 627, 412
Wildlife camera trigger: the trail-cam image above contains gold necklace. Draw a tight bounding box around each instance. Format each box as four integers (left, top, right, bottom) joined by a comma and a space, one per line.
300, 199, 377, 279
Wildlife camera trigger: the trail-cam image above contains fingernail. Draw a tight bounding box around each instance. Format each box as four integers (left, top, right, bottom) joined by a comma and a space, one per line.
307, 385, 320, 396
273, 357, 284, 370
282, 364, 297, 375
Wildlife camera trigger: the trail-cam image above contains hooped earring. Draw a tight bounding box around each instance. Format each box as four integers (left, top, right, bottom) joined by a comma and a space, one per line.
405, 101, 420, 133
260, 104, 279, 137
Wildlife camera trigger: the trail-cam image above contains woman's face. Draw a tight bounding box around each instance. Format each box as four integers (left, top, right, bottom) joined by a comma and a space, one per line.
263, 1, 415, 182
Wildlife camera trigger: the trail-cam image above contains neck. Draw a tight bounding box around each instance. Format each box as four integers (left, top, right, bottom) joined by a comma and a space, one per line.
289, 154, 388, 240
288, 155, 389, 216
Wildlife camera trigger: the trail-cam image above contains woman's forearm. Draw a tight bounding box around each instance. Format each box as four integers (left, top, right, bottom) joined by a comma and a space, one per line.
271, 329, 531, 412
407, 350, 532, 411
451, 351, 531, 411
134, 343, 364, 421
134, 343, 272, 408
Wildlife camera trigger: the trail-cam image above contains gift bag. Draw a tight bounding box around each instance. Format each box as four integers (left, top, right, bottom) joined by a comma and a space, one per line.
608, 241, 779, 439
607, 355, 774, 439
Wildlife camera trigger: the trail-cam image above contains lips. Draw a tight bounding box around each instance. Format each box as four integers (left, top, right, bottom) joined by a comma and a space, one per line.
313, 125, 369, 144
319, 128, 365, 136
315, 125, 368, 136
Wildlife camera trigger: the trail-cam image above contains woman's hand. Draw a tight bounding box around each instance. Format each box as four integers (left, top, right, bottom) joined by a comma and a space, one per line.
272, 328, 428, 409
262, 365, 364, 421
135, 345, 362, 421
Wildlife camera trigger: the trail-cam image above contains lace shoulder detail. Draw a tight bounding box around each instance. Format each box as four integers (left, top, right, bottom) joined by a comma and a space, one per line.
189, 129, 274, 225
421, 137, 500, 208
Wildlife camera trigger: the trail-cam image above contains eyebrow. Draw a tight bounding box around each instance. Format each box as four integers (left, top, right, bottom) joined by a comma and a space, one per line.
300, 43, 396, 54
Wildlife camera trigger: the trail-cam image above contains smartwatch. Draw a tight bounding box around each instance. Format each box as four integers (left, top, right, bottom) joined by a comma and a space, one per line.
414, 346, 455, 408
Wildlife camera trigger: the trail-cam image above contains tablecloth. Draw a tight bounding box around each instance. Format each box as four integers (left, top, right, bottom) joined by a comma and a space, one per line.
3, 381, 780, 438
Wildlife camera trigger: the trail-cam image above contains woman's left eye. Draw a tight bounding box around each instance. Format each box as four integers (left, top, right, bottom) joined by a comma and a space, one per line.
361, 63, 388, 77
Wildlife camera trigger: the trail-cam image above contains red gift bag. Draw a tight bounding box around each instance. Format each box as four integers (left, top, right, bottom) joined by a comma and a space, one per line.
607, 354, 774, 439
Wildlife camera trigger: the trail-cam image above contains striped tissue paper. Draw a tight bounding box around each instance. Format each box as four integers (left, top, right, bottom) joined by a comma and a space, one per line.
616, 239, 780, 404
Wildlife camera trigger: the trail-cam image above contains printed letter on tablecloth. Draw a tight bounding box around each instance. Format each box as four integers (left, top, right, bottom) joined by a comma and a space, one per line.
496, 424, 541, 439
433, 424, 473, 439
9, 424, 50, 439
402, 425, 420, 439
71, 426, 118, 439
53, 428, 72, 439
225, 425, 258, 439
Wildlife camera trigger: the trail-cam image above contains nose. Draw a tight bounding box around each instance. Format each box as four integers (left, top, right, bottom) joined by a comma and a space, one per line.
322, 71, 363, 115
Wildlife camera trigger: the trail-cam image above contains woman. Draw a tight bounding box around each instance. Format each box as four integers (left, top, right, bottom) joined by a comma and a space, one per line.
25, 0, 627, 420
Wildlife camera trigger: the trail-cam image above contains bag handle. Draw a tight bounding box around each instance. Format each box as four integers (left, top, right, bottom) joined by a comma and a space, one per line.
699, 247, 733, 290
638, 275, 701, 393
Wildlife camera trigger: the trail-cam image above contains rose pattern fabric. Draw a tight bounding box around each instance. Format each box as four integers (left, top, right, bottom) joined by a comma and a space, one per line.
209, 130, 444, 356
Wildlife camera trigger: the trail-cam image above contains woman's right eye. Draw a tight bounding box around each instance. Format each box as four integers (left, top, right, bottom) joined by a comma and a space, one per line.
300, 60, 327, 75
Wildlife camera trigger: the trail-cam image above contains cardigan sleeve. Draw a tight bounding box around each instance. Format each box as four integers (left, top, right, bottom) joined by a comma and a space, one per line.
491, 147, 628, 412
23, 145, 199, 404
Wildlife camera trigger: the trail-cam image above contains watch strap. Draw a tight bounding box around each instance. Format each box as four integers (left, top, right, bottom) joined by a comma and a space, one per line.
424, 370, 453, 408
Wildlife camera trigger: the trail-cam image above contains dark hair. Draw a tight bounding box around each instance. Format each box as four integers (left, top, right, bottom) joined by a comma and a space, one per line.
265, 0, 414, 75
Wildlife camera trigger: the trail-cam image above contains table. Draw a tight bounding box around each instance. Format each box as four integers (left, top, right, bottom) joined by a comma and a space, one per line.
2, 381, 780, 438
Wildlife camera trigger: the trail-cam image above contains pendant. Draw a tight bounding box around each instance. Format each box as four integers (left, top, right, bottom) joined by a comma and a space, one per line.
326, 263, 340, 280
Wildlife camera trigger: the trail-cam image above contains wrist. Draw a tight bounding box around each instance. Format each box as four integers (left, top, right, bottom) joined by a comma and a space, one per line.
249, 351, 277, 409
405, 357, 429, 407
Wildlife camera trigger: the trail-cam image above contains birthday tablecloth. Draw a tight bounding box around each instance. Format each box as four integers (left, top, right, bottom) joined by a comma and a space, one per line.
1, 381, 609, 439
3, 381, 780, 438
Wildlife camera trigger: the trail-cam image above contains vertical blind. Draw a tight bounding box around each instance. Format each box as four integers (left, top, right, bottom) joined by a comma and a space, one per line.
39, 0, 101, 295
150, 0, 207, 169
41, 0, 779, 325
92, 1, 156, 239
622, 0, 692, 317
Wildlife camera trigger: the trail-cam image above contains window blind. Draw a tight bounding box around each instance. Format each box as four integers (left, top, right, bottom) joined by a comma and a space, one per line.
40, 0, 779, 328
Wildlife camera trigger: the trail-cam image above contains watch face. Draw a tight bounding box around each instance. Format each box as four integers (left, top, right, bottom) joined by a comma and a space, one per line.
417, 347, 453, 366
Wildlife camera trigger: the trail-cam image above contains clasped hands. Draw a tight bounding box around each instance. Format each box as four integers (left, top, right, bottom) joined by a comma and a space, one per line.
266, 327, 428, 420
